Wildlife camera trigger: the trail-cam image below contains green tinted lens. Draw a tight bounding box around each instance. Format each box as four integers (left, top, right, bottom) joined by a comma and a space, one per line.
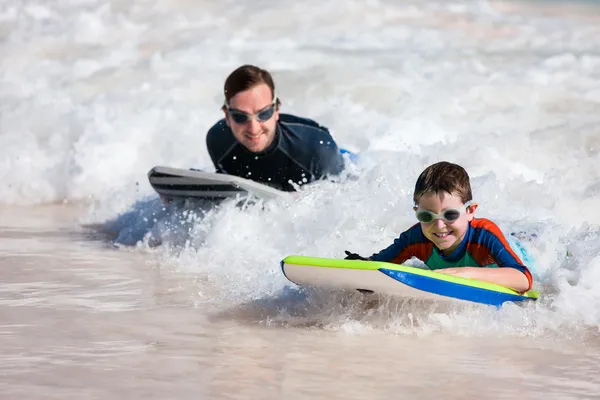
416, 210, 434, 223
442, 209, 461, 221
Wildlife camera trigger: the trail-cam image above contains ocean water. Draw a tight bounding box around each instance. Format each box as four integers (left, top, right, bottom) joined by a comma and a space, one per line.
1, 0, 600, 398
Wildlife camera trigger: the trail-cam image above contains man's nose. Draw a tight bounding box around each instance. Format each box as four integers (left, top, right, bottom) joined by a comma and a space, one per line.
247, 118, 261, 134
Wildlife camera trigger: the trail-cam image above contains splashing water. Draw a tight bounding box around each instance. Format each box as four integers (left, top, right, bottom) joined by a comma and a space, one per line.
2, 0, 600, 339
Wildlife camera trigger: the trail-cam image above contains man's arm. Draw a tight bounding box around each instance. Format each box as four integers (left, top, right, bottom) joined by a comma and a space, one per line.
312, 136, 345, 177
205, 120, 232, 173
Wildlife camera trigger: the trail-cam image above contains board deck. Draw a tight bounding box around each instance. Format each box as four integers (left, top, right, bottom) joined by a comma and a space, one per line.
281, 256, 539, 307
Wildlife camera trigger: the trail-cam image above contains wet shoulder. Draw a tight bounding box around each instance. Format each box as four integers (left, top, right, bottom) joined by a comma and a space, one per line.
468, 218, 514, 251
278, 113, 328, 131
206, 119, 232, 145
403, 222, 429, 244
206, 119, 236, 160
278, 113, 339, 155
469, 218, 504, 240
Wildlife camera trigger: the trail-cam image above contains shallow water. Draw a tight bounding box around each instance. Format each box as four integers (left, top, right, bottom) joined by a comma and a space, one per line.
2, 206, 600, 399
2, 0, 600, 398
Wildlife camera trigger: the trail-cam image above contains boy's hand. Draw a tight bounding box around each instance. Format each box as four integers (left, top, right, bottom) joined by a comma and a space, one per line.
344, 250, 368, 260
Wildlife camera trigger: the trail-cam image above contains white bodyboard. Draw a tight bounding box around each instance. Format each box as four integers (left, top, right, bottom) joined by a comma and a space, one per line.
148, 166, 292, 201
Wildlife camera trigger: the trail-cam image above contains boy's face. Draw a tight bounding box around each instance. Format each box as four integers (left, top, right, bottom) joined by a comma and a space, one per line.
415, 191, 477, 256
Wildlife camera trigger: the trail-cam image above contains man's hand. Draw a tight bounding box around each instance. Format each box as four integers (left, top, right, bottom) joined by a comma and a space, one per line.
159, 195, 172, 206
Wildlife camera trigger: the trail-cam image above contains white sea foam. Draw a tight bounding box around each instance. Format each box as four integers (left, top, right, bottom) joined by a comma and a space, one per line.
2, 0, 600, 335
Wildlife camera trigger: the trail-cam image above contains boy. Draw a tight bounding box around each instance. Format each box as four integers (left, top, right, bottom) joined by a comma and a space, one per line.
345, 161, 533, 293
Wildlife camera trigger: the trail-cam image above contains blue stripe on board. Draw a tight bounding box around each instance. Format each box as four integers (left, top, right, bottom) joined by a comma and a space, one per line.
379, 268, 534, 306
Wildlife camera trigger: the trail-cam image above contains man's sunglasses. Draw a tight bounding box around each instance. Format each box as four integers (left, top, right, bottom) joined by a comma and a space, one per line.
225, 98, 278, 125
414, 201, 473, 224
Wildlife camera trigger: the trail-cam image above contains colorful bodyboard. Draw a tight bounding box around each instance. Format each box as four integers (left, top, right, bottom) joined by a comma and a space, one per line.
281, 256, 539, 306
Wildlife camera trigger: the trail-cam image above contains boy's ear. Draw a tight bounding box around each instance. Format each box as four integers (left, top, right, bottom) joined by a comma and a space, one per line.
466, 202, 478, 221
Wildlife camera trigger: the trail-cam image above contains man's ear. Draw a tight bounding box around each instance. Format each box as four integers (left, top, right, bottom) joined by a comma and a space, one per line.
222, 106, 230, 127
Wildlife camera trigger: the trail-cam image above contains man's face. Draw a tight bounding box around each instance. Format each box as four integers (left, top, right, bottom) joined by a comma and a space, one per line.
224, 83, 279, 153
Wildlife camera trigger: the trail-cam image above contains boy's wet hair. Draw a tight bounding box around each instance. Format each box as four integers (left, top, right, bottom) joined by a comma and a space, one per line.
223, 65, 280, 105
413, 161, 473, 205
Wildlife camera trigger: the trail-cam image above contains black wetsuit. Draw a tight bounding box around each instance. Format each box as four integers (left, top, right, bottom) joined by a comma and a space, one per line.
206, 114, 345, 192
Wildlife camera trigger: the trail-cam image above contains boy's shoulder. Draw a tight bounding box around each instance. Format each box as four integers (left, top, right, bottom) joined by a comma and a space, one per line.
470, 218, 502, 232
469, 218, 510, 242
402, 223, 429, 241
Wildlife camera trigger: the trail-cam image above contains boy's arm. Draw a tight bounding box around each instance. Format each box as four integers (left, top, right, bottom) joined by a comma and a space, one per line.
452, 220, 533, 292
436, 267, 531, 293
368, 235, 408, 262
485, 229, 533, 292
345, 231, 412, 262
369, 224, 427, 264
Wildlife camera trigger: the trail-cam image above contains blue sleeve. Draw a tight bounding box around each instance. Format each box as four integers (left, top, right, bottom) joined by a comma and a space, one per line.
369, 225, 425, 263
471, 223, 533, 288
477, 230, 528, 272
370, 235, 408, 262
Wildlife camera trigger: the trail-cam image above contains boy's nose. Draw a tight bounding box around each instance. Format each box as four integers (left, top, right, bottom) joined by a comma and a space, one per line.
434, 219, 446, 229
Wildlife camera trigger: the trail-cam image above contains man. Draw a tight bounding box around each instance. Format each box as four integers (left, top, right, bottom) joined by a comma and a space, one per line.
206, 65, 345, 192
